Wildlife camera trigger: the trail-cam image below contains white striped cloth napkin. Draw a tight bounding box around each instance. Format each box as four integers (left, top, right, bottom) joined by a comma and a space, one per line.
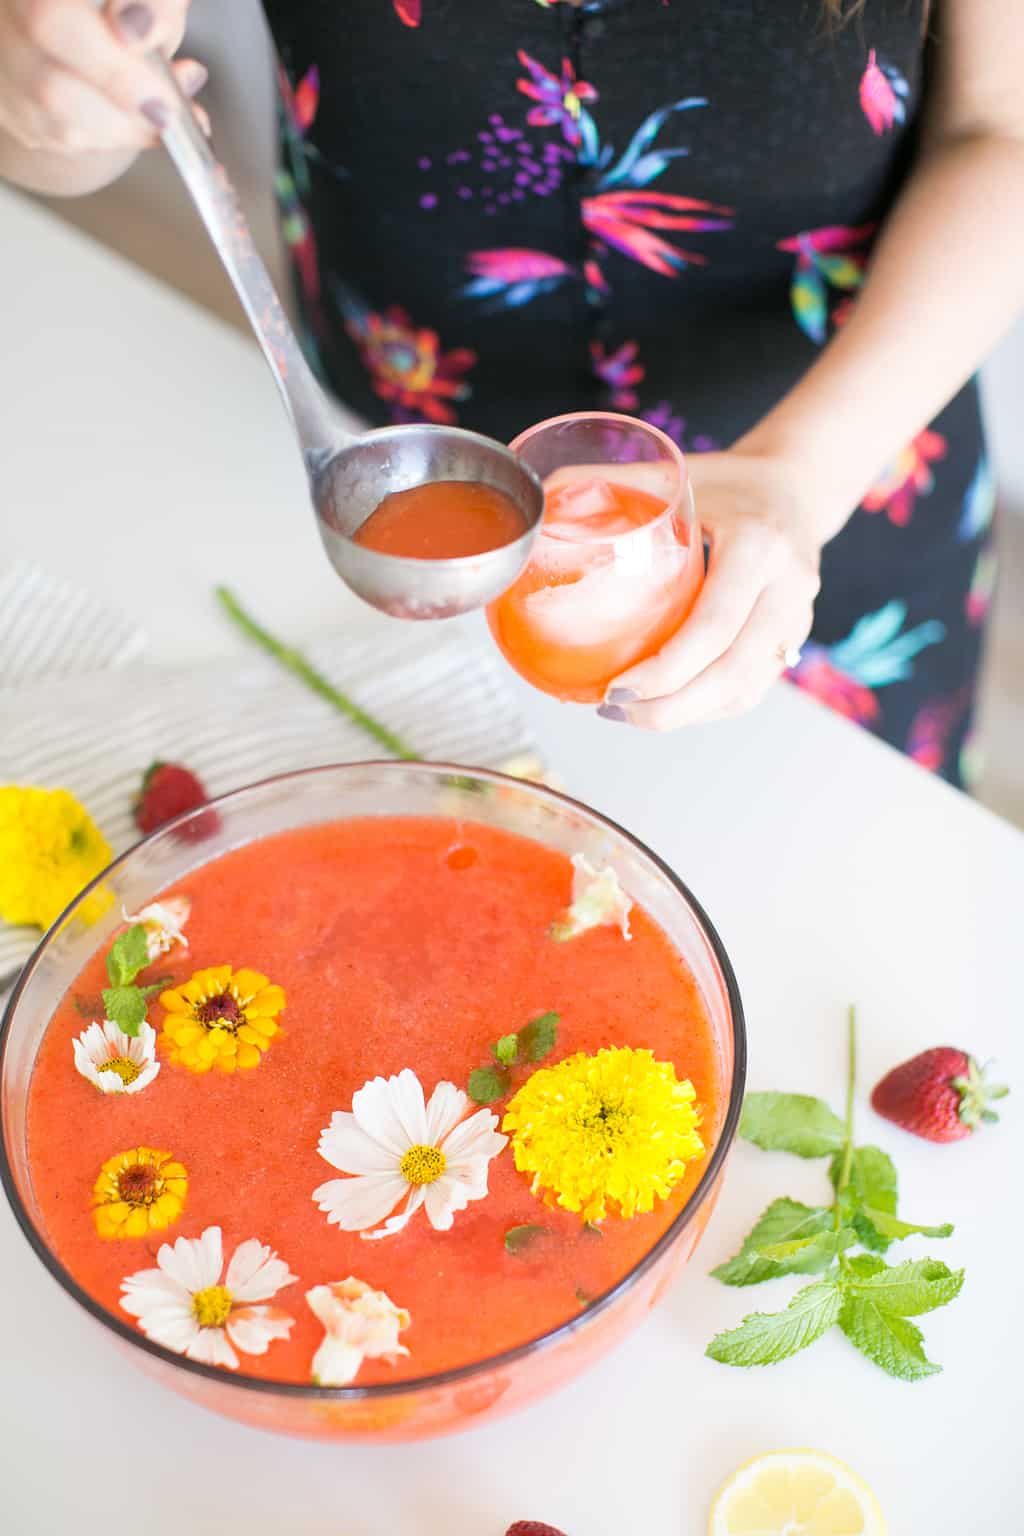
0, 563, 539, 986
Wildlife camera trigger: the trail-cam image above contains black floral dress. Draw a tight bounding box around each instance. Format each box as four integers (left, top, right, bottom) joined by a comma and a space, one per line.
262, 0, 994, 787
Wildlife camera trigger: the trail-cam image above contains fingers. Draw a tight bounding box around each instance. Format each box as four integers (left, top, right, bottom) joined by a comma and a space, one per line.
14, 0, 181, 129
105, 0, 188, 55
621, 587, 814, 731
606, 528, 764, 706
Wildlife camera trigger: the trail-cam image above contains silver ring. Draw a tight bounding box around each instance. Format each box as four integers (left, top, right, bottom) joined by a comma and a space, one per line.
776, 645, 802, 670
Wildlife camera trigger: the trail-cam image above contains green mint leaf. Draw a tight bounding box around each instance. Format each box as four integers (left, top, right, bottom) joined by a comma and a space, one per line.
846, 1254, 887, 1280
101, 985, 147, 1037
839, 1295, 941, 1382
859, 1208, 953, 1243
518, 1011, 559, 1063
846, 1258, 964, 1317
711, 1199, 834, 1287
504, 1224, 548, 1256
759, 1228, 858, 1266
493, 1034, 519, 1067
706, 1277, 843, 1368
739, 1093, 845, 1158
468, 1066, 509, 1105
833, 1146, 899, 1252
105, 924, 150, 988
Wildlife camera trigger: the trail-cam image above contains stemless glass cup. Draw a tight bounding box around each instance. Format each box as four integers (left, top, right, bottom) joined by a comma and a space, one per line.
0, 763, 744, 1444
487, 412, 703, 703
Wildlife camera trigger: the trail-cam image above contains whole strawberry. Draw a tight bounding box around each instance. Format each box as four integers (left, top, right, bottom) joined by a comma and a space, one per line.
871, 1047, 1008, 1143
505, 1525, 569, 1536
133, 761, 219, 843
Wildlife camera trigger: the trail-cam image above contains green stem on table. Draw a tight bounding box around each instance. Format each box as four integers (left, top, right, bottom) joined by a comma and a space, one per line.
834, 1005, 858, 1261
215, 586, 421, 762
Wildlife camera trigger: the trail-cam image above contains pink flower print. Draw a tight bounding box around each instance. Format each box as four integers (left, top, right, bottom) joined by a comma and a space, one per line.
279, 64, 319, 138
859, 50, 909, 135
462, 249, 574, 308
345, 304, 476, 425
789, 649, 881, 726
907, 688, 971, 774
393, 0, 421, 25
861, 429, 947, 527
584, 190, 733, 277
591, 340, 644, 410
789, 601, 945, 728
777, 224, 876, 344
516, 51, 598, 147
641, 404, 717, 453
965, 544, 997, 627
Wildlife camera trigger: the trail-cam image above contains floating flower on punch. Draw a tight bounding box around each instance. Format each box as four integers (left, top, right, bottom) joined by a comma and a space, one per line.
314, 1069, 507, 1241
502, 1047, 704, 1223
122, 896, 191, 961
159, 965, 285, 1074
120, 1225, 296, 1370
73, 1020, 160, 1095
92, 1146, 188, 1239
550, 853, 632, 942
0, 785, 112, 930
306, 1277, 411, 1385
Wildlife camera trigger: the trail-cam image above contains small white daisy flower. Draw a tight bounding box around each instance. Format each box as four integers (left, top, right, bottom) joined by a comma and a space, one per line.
73, 1020, 160, 1094
122, 896, 191, 960
120, 1225, 296, 1370
313, 1068, 507, 1242
306, 1277, 411, 1386
550, 853, 633, 942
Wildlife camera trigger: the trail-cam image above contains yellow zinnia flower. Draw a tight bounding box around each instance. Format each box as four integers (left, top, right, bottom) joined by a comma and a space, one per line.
0, 785, 112, 929
160, 964, 285, 1074
502, 1046, 705, 1223
92, 1146, 188, 1240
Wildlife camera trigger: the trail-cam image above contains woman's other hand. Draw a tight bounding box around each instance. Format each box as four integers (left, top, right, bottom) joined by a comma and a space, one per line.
599, 449, 824, 731
0, 0, 206, 193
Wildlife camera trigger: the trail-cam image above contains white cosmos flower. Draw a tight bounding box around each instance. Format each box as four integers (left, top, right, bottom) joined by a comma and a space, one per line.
122, 896, 191, 960
120, 1225, 296, 1370
72, 1019, 160, 1094
551, 853, 632, 942
306, 1277, 410, 1386
313, 1069, 507, 1242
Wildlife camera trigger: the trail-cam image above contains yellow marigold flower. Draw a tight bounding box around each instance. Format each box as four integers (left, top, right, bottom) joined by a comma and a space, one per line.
0, 785, 112, 930
502, 1046, 705, 1223
92, 1146, 188, 1240
160, 964, 285, 1074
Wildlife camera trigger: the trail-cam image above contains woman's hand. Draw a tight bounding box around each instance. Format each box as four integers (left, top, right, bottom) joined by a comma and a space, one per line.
599, 449, 824, 731
0, 0, 206, 191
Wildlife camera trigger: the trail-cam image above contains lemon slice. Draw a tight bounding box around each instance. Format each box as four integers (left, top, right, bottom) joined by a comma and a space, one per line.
709, 1449, 887, 1536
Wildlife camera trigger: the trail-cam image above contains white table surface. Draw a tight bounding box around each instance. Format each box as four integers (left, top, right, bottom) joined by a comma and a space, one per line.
1, 186, 1022, 1536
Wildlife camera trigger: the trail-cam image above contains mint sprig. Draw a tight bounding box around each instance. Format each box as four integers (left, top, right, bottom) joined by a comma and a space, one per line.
708, 1007, 964, 1382
468, 1012, 560, 1105
100, 923, 161, 1037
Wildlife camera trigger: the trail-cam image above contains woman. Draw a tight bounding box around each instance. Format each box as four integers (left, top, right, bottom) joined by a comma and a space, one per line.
1, 0, 1020, 784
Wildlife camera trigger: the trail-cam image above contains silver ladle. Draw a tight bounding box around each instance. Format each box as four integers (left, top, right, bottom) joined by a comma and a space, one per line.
154, 60, 543, 619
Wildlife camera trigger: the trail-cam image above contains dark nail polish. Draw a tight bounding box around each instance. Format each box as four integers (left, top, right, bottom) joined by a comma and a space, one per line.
117, 3, 154, 40
606, 688, 639, 706
597, 704, 628, 723
183, 63, 209, 98
141, 99, 170, 131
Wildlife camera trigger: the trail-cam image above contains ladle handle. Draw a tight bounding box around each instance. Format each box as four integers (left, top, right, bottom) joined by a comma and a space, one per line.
153, 56, 345, 465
